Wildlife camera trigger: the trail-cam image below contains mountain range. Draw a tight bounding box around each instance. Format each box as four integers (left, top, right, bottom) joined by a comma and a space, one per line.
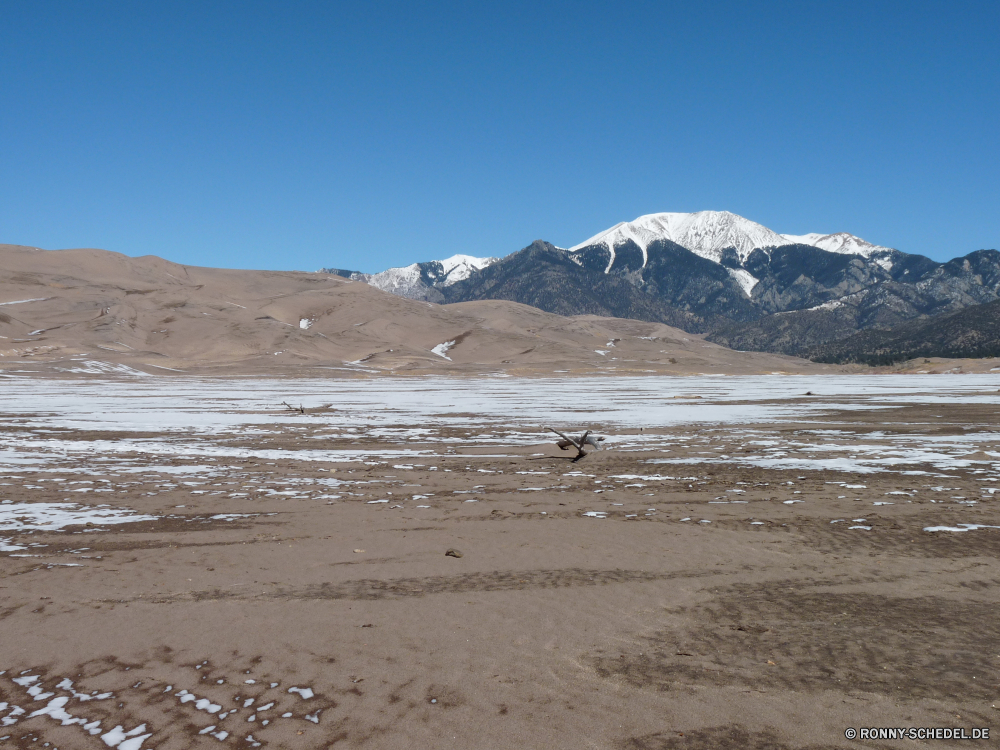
323, 254, 496, 304
323, 211, 1000, 360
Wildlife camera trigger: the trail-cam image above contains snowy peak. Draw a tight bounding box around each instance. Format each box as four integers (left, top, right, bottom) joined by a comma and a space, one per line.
434, 254, 496, 285
779, 232, 826, 246
664, 211, 789, 263
570, 211, 895, 269
570, 211, 790, 265
362, 263, 425, 297
781, 232, 891, 258
340, 254, 498, 301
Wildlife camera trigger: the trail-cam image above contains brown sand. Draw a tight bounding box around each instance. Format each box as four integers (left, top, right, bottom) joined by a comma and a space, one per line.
0, 243, 838, 377
1, 386, 999, 748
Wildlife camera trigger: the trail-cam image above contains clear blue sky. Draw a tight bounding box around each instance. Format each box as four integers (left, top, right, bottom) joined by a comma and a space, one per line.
2, 0, 997, 271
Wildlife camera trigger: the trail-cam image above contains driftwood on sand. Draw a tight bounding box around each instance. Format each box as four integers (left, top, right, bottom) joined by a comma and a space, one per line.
546, 427, 605, 462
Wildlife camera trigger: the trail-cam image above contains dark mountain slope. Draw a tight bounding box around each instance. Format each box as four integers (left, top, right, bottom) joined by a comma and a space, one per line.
441, 241, 704, 331
808, 297, 1000, 365
639, 239, 759, 322
745, 244, 890, 313
707, 249, 1000, 355
445, 241, 1000, 359
535, 236, 756, 320
705, 306, 863, 356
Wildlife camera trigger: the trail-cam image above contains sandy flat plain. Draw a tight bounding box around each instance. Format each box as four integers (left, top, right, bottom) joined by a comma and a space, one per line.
0, 373, 999, 749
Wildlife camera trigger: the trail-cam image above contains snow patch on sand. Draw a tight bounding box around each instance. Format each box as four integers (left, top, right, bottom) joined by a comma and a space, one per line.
432, 341, 455, 360
0, 502, 157, 532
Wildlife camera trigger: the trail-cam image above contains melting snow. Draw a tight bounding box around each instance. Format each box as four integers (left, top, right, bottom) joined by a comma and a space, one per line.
726, 267, 759, 296
0, 297, 51, 306
807, 299, 844, 312
0, 502, 157, 532
924, 523, 1000, 532
431, 341, 455, 360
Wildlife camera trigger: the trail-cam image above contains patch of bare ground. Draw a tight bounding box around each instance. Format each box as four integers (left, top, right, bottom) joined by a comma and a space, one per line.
594, 582, 1000, 702
619, 724, 844, 750
124, 568, 720, 604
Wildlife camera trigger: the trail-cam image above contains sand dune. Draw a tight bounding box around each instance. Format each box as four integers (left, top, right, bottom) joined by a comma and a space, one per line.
0, 244, 829, 376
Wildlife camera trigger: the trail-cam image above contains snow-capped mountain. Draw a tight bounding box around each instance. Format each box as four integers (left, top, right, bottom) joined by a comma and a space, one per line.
427, 254, 497, 284
321, 210, 999, 361
570, 211, 790, 266
780, 231, 891, 258
357, 263, 428, 298
569, 210, 891, 266
431, 213, 999, 359
563, 211, 902, 302
321, 254, 497, 302
325, 212, 890, 298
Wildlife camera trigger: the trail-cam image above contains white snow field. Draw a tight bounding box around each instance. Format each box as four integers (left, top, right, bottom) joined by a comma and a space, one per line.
0, 374, 998, 476
569, 210, 890, 266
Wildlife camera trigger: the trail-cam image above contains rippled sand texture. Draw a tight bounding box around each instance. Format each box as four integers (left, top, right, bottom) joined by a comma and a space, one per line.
1, 374, 999, 749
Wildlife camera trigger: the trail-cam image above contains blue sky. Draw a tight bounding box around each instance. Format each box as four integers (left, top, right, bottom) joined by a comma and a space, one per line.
1, 1, 997, 271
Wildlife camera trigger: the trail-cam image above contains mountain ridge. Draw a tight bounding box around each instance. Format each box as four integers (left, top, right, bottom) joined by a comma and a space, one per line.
333, 210, 896, 302
808, 297, 1000, 365
320, 210, 997, 361
319, 254, 497, 302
